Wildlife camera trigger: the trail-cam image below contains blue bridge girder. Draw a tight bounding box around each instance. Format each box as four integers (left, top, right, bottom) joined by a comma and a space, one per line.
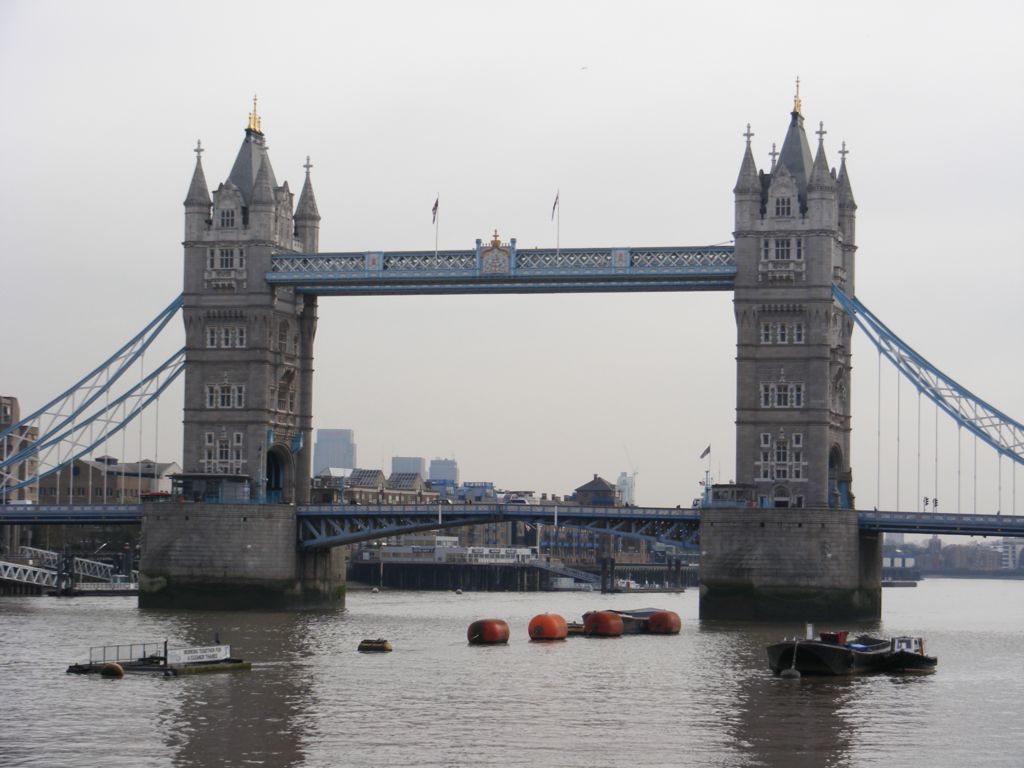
267, 245, 737, 296
0, 504, 142, 525
297, 503, 704, 550
857, 510, 1024, 538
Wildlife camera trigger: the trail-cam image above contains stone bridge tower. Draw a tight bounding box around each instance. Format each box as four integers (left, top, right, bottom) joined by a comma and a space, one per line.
181, 101, 320, 504
732, 88, 857, 510
699, 89, 879, 621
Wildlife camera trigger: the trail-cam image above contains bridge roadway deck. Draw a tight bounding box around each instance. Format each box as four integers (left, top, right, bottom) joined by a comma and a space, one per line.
2, 504, 1022, 541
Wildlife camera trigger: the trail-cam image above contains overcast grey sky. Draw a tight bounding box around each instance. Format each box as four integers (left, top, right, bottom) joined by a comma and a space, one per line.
2, 1, 1021, 511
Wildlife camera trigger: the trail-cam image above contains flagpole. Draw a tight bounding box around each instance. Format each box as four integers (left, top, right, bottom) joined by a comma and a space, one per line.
434, 193, 439, 259
556, 191, 561, 258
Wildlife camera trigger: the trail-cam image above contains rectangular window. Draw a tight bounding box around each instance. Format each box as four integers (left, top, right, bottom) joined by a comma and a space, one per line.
774, 239, 791, 260
760, 432, 771, 447
793, 384, 804, 408
236, 326, 246, 348
205, 432, 214, 445
761, 385, 772, 408
795, 238, 803, 260
775, 466, 788, 480
233, 448, 242, 461
206, 328, 218, 348
794, 323, 804, 344
794, 495, 804, 508
775, 197, 792, 217
761, 323, 772, 343
219, 387, 232, 409
775, 387, 789, 408
777, 324, 788, 344
218, 442, 230, 461
219, 248, 234, 269
233, 385, 246, 409
220, 328, 232, 348
237, 248, 245, 268
206, 386, 216, 409
207, 249, 216, 269
233, 432, 243, 446
775, 443, 789, 463
287, 391, 296, 413
793, 433, 803, 447
793, 464, 802, 480
761, 239, 770, 261
220, 209, 235, 228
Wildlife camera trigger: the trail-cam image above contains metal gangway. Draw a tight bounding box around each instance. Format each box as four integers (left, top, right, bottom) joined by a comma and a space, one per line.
0, 546, 137, 592
20, 546, 119, 581
0, 559, 58, 588
527, 558, 600, 584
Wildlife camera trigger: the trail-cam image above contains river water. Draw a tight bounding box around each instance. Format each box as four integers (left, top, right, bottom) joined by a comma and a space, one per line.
1, 578, 1022, 767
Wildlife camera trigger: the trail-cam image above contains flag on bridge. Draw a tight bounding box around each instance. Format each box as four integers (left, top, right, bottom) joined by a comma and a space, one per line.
432, 196, 439, 224
551, 190, 560, 221
700, 445, 711, 459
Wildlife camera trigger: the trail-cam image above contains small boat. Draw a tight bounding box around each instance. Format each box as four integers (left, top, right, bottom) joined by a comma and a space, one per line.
767, 630, 892, 676
566, 622, 585, 636
357, 638, 393, 653
885, 636, 937, 672
67, 640, 251, 677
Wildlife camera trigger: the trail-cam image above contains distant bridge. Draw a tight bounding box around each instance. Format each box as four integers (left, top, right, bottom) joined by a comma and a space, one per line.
3, 504, 1022, 546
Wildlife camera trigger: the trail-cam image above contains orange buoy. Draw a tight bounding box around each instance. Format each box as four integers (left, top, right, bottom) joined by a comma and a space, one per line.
583, 610, 624, 637
99, 662, 125, 678
647, 610, 682, 635
528, 613, 569, 641
467, 618, 510, 645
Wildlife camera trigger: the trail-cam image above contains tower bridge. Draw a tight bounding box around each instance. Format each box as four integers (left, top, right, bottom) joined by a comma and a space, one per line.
3, 92, 1022, 616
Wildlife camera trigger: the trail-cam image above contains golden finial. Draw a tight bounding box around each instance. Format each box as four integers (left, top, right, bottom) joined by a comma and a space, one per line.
793, 76, 802, 115
491, 229, 501, 247
248, 94, 262, 133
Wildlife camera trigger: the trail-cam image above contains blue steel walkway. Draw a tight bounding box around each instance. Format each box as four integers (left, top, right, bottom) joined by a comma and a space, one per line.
267, 245, 737, 296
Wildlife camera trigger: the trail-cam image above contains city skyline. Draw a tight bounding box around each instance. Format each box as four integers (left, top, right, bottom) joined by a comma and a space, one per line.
2, 1, 1021, 510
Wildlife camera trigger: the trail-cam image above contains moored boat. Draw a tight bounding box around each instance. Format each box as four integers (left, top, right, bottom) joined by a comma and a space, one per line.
767, 630, 892, 676
884, 636, 937, 672
66, 640, 251, 677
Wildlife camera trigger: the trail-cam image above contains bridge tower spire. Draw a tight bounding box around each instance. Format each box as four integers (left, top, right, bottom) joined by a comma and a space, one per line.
180, 105, 319, 505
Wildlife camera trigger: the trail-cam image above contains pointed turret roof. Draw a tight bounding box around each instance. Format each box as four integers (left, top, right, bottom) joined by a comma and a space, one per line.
295, 156, 321, 220
227, 98, 278, 205
733, 125, 761, 195
837, 142, 856, 206
807, 127, 835, 193
184, 140, 211, 207
776, 109, 814, 203
251, 157, 275, 206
